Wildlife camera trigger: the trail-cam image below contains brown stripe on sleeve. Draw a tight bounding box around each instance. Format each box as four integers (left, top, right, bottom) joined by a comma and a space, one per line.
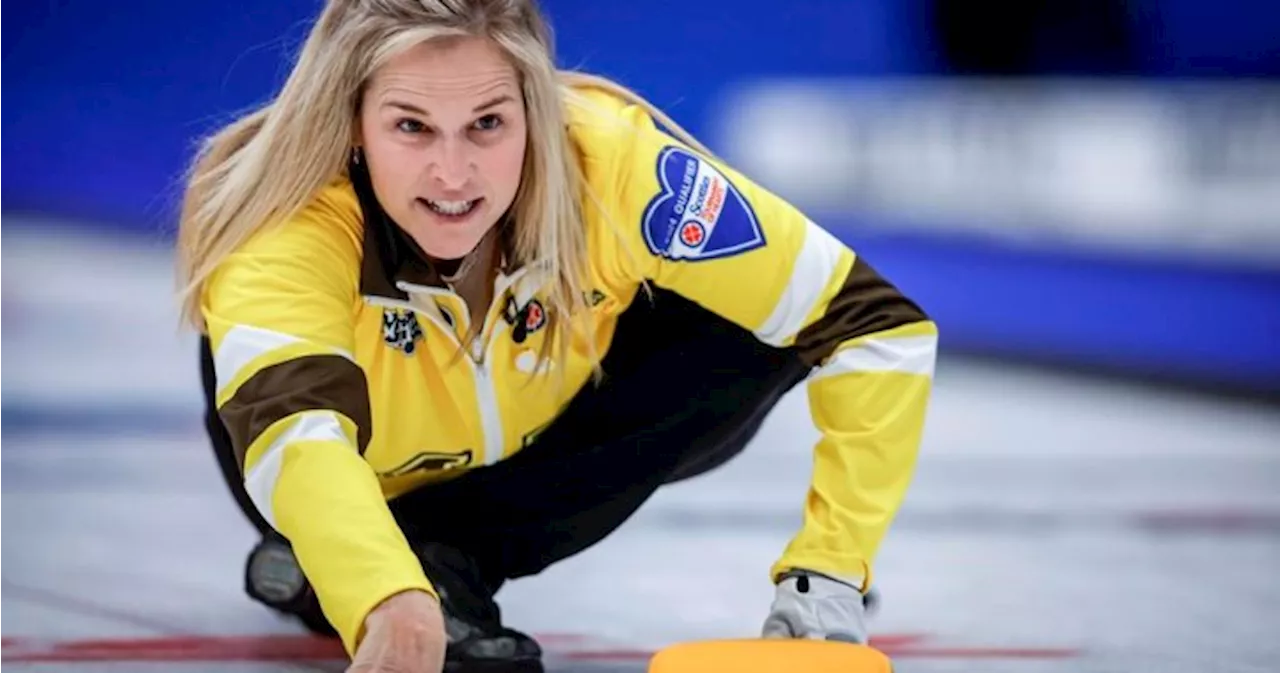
219, 354, 372, 471
794, 256, 929, 367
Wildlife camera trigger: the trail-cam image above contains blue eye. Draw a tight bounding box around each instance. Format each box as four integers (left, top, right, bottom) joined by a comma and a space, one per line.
396, 118, 427, 134
473, 114, 503, 131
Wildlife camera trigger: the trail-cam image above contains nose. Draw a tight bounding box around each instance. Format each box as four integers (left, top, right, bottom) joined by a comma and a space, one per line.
429, 137, 473, 193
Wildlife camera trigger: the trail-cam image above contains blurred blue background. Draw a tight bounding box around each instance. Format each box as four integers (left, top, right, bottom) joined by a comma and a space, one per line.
5, 0, 1279, 396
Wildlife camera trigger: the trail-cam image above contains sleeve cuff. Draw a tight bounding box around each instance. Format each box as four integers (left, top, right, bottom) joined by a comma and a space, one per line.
336, 574, 440, 657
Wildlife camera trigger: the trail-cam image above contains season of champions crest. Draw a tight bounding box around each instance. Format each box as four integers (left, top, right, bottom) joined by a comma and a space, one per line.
503, 295, 547, 344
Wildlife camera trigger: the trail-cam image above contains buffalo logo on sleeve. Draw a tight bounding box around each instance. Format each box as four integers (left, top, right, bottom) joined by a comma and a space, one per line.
641, 146, 765, 262
503, 295, 547, 344
382, 308, 424, 354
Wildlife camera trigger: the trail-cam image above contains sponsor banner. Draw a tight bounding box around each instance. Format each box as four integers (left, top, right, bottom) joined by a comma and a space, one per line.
713, 78, 1280, 267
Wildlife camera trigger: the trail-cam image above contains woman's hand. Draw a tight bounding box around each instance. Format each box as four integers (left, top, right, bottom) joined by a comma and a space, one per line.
347, 589, 447, 673
762, 570, 870, 644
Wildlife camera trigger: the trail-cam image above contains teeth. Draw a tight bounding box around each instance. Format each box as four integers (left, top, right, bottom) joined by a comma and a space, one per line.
427, 199, 477, 216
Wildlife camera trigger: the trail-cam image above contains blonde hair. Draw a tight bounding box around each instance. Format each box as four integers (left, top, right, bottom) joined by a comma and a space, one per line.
176, 0, 713, 370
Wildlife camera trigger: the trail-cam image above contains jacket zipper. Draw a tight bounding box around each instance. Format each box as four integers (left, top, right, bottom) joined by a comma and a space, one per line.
469, 337, 506, 466
394, 280, 508, 467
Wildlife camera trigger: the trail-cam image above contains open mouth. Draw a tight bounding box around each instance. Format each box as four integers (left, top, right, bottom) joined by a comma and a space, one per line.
419, 198, 482, 220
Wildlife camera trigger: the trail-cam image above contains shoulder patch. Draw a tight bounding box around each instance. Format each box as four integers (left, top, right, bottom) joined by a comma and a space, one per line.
641, 146, 765, 262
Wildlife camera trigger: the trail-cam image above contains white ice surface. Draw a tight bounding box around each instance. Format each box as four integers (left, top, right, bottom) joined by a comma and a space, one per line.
4, 226, 1279, 672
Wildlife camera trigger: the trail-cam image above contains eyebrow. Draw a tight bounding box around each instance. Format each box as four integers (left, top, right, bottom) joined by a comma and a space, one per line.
472, 94, 515, 113
383, 94, 516, 117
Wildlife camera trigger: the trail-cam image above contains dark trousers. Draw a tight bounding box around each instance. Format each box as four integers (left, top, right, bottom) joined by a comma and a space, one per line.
201, 288, 809, 591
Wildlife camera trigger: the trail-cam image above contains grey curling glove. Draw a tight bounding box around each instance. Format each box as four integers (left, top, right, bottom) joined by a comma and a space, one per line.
761, 569, 874, 644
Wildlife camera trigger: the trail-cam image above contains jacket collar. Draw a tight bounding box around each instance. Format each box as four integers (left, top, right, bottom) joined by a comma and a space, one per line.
350, 159, 526, 303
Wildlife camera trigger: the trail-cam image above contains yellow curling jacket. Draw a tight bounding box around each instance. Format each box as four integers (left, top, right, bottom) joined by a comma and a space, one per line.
202, 86, 938, 654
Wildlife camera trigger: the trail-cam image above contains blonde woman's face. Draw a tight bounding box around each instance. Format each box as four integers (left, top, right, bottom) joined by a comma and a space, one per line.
359, 36, 527, 261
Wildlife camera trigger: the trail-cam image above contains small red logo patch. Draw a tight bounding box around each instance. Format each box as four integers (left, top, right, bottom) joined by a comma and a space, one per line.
679, 221, 705, 247
525, 300, 545, 331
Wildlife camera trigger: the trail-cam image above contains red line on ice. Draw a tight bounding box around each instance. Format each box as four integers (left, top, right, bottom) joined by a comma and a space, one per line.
1, 633, 1080, 663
